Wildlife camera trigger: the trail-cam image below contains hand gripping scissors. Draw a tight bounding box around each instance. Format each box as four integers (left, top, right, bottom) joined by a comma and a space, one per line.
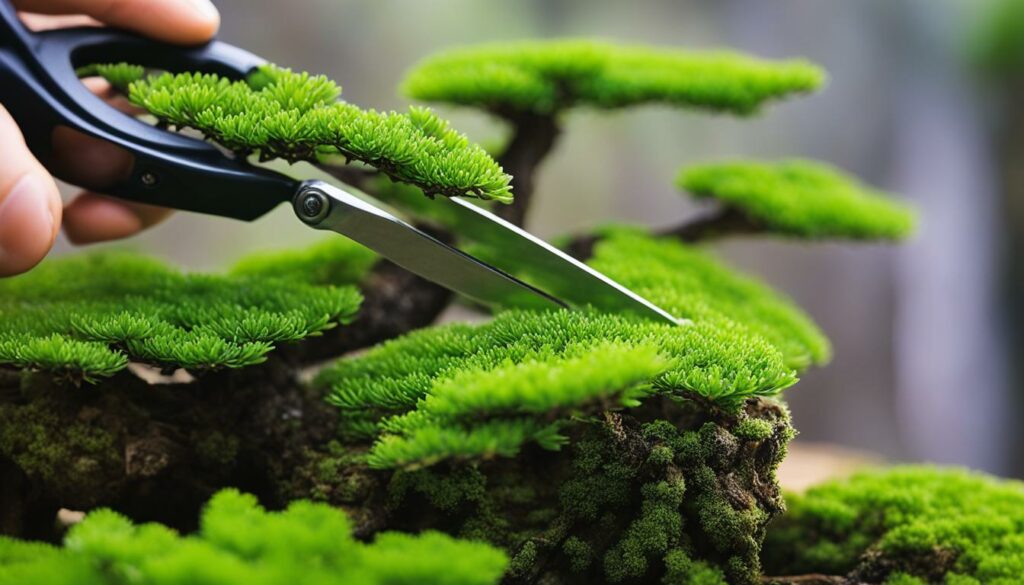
0, 0, 678, 325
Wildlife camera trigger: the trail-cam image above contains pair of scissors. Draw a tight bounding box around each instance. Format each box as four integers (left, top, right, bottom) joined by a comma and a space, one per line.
0, 0, 678, 325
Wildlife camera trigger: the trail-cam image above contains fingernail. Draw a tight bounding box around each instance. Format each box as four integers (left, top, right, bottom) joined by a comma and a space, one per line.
0, 175, 55, 268
185, 0, 220, 21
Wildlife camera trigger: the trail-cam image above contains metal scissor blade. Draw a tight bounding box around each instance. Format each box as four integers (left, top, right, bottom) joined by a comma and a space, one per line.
292, 181, 566, 311
437, 197, 681, 325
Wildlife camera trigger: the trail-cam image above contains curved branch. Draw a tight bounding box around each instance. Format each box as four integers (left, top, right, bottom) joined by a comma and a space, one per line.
656, 205, 763, 242
563, 205, 764, 263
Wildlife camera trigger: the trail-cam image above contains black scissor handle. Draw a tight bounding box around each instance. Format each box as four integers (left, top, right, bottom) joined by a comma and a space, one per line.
0, 0, 296, 220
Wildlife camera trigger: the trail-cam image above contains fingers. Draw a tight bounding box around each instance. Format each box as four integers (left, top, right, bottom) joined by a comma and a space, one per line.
0, 105, 62, 277
63, 194, 172, 244
13, 0, 219, 45
51, 126, 134, 190
51, 78, 174, 245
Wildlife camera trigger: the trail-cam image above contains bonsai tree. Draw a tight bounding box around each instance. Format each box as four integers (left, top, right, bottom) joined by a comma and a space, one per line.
0, 39, 1018, 585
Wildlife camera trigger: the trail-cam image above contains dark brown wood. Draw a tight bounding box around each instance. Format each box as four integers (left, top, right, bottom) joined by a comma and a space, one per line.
495, 114, 561, 227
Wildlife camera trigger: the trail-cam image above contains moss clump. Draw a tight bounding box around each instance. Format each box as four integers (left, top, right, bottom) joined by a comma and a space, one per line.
554, 400, 792, 584
588, 228, 831, 368
678, 160, 917, 241
317, 307, 796, 468
0, 251, 361, 380
0, 391, 119, 503
762, 466, 1024, 583
87, 64, 513, 202
403, 39, 825, 117
0, 489, 508, 585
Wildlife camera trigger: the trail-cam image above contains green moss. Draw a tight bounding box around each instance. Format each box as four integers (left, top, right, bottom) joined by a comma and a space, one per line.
0, 397, 119, 500
90, 64, 512, 202
732, 418, 774, 442
403, 39, 824, 116
0, 489, 507, 585
589, 228, 830, 369
76, 63, 145, 90
368, 341, 667, 468
318, 307, 796, 469
663, 549, 728, 585
0, 251, 361, 379
552, 403, 791, 584
762, 466, 1024, 583
563, 536, 593, 572
605, 478, 687, 581
678, 160, 917, 241
193, 432, 240, 469
230, 236, 377, 286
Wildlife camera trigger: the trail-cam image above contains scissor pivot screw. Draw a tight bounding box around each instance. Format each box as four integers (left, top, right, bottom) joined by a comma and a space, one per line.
295, 187, 331, 225
140, 172, 158, 188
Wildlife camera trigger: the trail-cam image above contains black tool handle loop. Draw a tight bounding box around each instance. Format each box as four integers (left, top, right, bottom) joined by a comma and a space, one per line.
0, 0, 295, 220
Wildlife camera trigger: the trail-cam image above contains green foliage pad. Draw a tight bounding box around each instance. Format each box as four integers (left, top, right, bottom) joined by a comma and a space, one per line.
403, 39, 825, 117
589, 228, 830, 368
320, 308, 796, 469
762, 466, 1024, 584
81, 63, 513, 202
315, 229, 830, 469
679, 159, 917, 240
0, 251, 362, 380
0, 489, 507, 585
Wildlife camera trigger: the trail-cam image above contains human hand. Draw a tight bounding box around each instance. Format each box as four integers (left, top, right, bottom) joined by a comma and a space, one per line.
0, 0, 220, 276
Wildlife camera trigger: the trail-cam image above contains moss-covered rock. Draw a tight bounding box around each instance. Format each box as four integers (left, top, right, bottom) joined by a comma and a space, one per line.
762, 466, 1024, 584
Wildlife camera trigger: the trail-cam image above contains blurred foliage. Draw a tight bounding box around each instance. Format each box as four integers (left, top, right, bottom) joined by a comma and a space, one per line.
763, 466, 1024, 583
402, 39, 825, 117
0, 489, 507, 585
678, 160, 917, 240
970, 0, 1024, 76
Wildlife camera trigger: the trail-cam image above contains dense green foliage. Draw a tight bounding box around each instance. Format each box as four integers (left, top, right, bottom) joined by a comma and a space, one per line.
402, 39, 825, 117
589, 228, 830, 368
320, 308, 795, 468
0, 252, 361, 380
762, 466, 1024, 584
316, 228, 828, 469
678, 160, 917, 240
83, 63, 513, 202
0, 489, 507, 585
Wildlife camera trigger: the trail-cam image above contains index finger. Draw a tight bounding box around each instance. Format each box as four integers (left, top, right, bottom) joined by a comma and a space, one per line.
13, 0, 219, 45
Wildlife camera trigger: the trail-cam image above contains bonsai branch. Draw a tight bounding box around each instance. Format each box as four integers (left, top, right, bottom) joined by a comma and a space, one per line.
657, 204, 763, 242
563, 205, 763, 261
495, 113, 562, 227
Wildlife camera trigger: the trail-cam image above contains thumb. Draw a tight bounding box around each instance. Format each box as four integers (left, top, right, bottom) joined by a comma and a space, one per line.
0, 103, 62, 276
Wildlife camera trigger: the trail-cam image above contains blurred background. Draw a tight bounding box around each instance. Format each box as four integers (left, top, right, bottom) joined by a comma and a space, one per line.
48, 0, 1024, 476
